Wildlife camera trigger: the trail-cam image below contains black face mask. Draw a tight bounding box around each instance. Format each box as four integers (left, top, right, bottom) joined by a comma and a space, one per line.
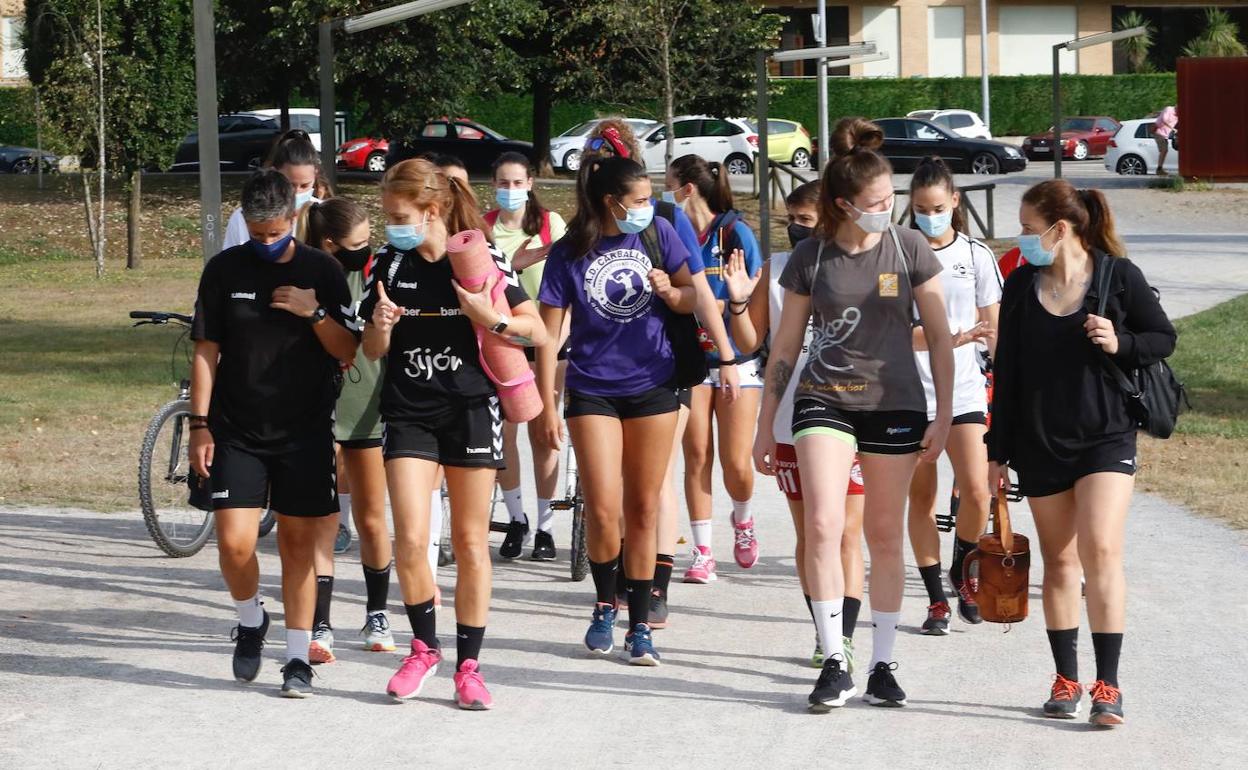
335, 244, 371, 272
787, 222, 813, 248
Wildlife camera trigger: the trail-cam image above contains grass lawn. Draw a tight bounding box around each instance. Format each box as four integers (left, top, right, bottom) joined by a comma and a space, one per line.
0, 174, 1243, 528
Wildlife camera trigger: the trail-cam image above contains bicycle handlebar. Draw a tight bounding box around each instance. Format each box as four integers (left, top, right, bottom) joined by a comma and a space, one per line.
130, 310, 193, 325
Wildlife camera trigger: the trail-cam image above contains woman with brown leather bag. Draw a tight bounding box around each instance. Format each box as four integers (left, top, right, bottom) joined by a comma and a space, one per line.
987, 180, 1175, 727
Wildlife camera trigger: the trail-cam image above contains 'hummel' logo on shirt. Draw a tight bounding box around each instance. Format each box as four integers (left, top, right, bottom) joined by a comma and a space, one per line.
230, 292, 256, 300
212, 491, 229, 499
465, 447, 491, 455
396, 281, 418, 289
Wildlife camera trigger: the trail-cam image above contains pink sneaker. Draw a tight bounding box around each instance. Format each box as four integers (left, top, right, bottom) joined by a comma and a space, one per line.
453, 659, 494, 710
733, 518, 759, 569
386, 639, 441, 700
683, 546, 718, 584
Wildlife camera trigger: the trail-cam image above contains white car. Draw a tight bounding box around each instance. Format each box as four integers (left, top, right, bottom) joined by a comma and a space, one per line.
639, 116, 758, 174
1105, 118, 1179, 176
238, 108, 345, 152
906, 109, 992, 140
550, 118, 659, 172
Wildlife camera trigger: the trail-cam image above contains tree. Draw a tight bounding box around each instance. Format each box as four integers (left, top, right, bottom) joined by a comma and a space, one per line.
1115, 11, 1154, 74
1182, 8, 1247, 58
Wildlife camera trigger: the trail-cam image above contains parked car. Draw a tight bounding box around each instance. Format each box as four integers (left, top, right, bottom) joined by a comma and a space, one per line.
906, 109, 992, 140
639, 116, 757, 174
337, 137, 390, 172
874, 118, 1026, 175
239, 108, 344, 152
743, 118, 812, 168
0, 145, 58, 174
1022, 116, 1121, 161
1104, 118, 1179, 176
385, 118, 535, 175
170, 113, 281, 172
550, 118, 659, 172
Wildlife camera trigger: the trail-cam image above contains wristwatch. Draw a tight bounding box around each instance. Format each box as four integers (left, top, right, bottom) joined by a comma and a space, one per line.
491, 314, 511, 334
307, 306, 327, 325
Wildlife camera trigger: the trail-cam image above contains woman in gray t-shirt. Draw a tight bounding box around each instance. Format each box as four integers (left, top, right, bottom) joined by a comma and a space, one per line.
754, 118, 956, 711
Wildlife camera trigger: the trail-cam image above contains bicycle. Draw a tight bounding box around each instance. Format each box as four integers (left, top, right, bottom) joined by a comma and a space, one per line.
132, 310, 275, 558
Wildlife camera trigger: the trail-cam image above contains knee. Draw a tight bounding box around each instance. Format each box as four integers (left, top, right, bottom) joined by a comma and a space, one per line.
1042, 553, 1082, 585
683, 441, 711, 471
218, 538, 254, 566
805, 516, 843, 549
961, 485, 992, 518
908, 490, 937, 518
394, 532, 431, 562
355, 513, 388, 543
863, 522, 903, 554
452, 535, 490, 569
1080, 541, 1123, 574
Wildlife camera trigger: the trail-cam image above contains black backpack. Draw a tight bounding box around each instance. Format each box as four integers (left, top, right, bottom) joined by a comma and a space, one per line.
638, 205, 710, 389
1095, 257, 1188, 439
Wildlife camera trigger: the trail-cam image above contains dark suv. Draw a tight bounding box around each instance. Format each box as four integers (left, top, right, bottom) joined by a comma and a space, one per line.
170, 114, 281, 172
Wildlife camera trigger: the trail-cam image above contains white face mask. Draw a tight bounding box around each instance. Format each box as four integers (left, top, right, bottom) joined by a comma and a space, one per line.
844, 199, 894, 234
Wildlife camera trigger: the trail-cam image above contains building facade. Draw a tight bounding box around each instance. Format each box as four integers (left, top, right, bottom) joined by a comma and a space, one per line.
0, 0, 25, 87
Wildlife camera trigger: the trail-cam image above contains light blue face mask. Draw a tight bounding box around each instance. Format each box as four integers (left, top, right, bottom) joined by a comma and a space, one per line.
386, 214, 429, 251
660, 190, 678, 205
614, 202, 654, 235
1017, 223, 1058, 267
495, 187, 529, 212
294, 190, 314, 209
914, 210, 953, 239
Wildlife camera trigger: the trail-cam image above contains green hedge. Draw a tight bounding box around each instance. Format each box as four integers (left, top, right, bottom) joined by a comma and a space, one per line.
0, 87, 40, 147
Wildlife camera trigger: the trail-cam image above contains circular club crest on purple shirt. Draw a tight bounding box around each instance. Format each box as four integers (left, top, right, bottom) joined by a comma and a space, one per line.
583, 248, 653, 323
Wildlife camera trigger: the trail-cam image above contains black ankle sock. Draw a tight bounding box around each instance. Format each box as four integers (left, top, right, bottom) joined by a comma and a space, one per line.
614, 541, 627, 598
625, 578, 653, 628
1092, 632, 1123, 687
803, 594, 815, 626
919, 564, 947, 604
362, 562, 392, 613
950, 537, 977, 587
589, 558, 619, 606
313, 575, 333, 628
653, 554, 675, 597
1047, 628, 1079, 681
456, 623, 485, 669
842, 596, 862, 639
404, 598, 439, 649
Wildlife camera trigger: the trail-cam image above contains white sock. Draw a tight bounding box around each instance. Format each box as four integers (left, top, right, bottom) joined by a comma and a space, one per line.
234, 593, 264, 628
502, 486, 526, 524
536, 498, 554, 533
869, 610, 902, 669
690, 519, 712, 551
731, 499, 752, 525
339, 493, 352, 533
811, 598, 845, 664
286, 628, 311, 664
427, 488, 443, 576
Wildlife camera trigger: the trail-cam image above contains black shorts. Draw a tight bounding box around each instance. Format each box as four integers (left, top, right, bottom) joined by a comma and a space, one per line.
524, 343, 570, 363
791, 399, 928, 455
565, 385, 680, 420
210, 436, 339, 517
337, 437, 383, 450
676, 387, 692, 409
383, 395, 504, 468
953, 411, 987, 426
1016, 438, 1138, 498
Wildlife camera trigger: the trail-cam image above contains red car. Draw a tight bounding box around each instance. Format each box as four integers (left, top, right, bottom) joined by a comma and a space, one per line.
336, 137, 390, 172
1022, 116, 1121, 161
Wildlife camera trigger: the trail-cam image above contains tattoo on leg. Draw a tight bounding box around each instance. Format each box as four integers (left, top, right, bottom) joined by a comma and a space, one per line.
769, 359, 794, 398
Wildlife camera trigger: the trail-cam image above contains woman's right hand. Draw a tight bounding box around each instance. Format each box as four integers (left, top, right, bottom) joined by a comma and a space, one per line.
190, 427, 214, 478
752, 430, 776, 476
539, 409, 564, 452
988, 461, 1009, 495
721, 248, 758, 304
372, 282, 404, 333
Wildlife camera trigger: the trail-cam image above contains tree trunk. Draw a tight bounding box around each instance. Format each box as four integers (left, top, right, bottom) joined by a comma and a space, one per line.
279, 85, 291, 133
127, 169, 141, 270
96, 0, 106, 279
531, 72, 554, 177
82, 171, 99, 258
661, 32, 675, 168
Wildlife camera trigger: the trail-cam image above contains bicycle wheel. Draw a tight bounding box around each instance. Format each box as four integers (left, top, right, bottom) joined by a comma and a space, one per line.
138, 399, 214, 557
437, 481, 455, 567
258, 508, 276, 537
487, 482, 508, 534
569, 490, 589, 582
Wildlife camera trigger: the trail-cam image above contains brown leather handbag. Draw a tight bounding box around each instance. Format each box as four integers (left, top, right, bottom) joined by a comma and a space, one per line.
963, 489, 1031, 624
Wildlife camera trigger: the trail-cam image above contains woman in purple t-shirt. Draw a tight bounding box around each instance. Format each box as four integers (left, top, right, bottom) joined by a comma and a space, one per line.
536, 156, 736, 666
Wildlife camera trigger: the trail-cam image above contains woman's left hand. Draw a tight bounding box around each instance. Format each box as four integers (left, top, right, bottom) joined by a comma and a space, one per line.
717, 361, 740, 403
648, 269, 680, 307
271, 286, 319, 318
1084, 313, 1119, 354
453, 274, 500, 327
919, 416, 950, 464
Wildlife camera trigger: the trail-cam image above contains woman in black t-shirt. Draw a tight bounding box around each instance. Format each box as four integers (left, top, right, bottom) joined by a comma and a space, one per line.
190, 169, 360, 698
359, 158, 546, 710
988, 180, 1175, 726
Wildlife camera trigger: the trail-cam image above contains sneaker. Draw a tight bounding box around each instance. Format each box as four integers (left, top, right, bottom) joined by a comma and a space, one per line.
810, 637, 824, 669
953, 577, 983, 625
1088, 680, 1125, 726
648, 591, 669, 630
843, 636, 855, 675
624, 623, 660, 666
584, 603, 617, 656
280, 658, 315, 698
808, 658, 856, 712
333, 523, 352, 554
1042, 674, 1084, 719
360, 610, 397, 652
682, 546, 718, 584
732, 518, 759, 569
453, 659, 494, 710
499, 519, 529, 559
529, 530, 556, 561
386, 639, 442, 700
921, 601, 951, 636
863, 661, 907, 707
309, 621, 336, 664
230, 610, 270, 683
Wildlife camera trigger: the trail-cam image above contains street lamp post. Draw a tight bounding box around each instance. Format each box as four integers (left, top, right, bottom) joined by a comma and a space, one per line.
193, 0, 220, 262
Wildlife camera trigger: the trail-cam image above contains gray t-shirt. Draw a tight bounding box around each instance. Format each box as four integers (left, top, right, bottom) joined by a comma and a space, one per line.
778, 226, 943, 412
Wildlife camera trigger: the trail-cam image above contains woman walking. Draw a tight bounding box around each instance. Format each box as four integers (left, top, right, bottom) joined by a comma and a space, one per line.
223, 129, 321, 249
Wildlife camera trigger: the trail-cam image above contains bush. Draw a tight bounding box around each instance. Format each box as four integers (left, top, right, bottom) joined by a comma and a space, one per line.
0, 87, 40, 147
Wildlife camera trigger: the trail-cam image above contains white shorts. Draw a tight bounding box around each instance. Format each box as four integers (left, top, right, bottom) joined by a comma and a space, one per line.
702, 356, 765, 389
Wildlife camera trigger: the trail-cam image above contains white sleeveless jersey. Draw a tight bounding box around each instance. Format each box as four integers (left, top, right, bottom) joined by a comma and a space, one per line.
768, 251, 814, 444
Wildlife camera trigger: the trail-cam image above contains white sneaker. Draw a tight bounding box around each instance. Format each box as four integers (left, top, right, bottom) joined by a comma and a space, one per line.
361, 610, 397, 652
309, 622, 336, 664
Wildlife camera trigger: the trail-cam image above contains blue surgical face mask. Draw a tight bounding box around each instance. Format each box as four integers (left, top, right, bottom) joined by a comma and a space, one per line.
294, 189, 314, 209
614, 201, 654, 235
495, 187, 528, 212
660, 190, 678, 205
1017, 223, 1058, 267
251, 231, 293, 262
914, 210, 953, 239
386, 214, 429, 251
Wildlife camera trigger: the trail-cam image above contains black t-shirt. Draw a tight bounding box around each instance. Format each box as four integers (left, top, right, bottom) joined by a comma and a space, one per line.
358, 243, 530, 422
192, 242, 358, 451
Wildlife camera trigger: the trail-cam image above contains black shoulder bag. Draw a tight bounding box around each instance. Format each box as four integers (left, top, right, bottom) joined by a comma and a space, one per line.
638, 221, 710, 389
1095, 256, 1188, 439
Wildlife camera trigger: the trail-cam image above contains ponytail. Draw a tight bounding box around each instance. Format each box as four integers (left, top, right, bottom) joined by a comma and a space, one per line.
818, 117, 893, 241
1022, 179, 1126, 257
566, 155, 648, 258
445, 174, 491, 238
670, 154, 734, 213
267, 128, 319, 171
1077, 188, 1125, 256
305, 197, 368, 254
910, 156, 966, 235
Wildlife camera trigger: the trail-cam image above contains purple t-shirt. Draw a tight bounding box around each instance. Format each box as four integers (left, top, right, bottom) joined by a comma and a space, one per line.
539, 217, 693, 396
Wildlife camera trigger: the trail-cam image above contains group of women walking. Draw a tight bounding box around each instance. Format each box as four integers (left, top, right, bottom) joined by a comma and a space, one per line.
190, 117, 1174, 725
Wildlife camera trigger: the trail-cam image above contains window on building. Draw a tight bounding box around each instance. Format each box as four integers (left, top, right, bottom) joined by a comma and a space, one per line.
998, 6, 1077, 76
2, 17, 26, 80
861, 6, 900, 77
928, 6, 965, 77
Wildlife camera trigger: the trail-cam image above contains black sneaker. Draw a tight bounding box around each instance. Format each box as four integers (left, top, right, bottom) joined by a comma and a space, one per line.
952, 577, 983, 625
1043, 674, 1084, 719
530, 530, 556, 561
280, 658, 315, 698
808, 658, 856, 712
648, 591, 669, 630
863, 661, 907, 707
921, 601, 951, 635
1089, 680, 1124, 726
231, 610, 270, 683
499, 519, 528, 559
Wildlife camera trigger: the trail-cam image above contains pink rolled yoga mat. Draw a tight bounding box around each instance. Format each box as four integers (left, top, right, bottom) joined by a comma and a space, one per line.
446, 229, 543, 424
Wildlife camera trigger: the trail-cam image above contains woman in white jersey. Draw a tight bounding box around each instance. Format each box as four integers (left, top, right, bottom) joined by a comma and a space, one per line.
904, 157, 1002, 636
